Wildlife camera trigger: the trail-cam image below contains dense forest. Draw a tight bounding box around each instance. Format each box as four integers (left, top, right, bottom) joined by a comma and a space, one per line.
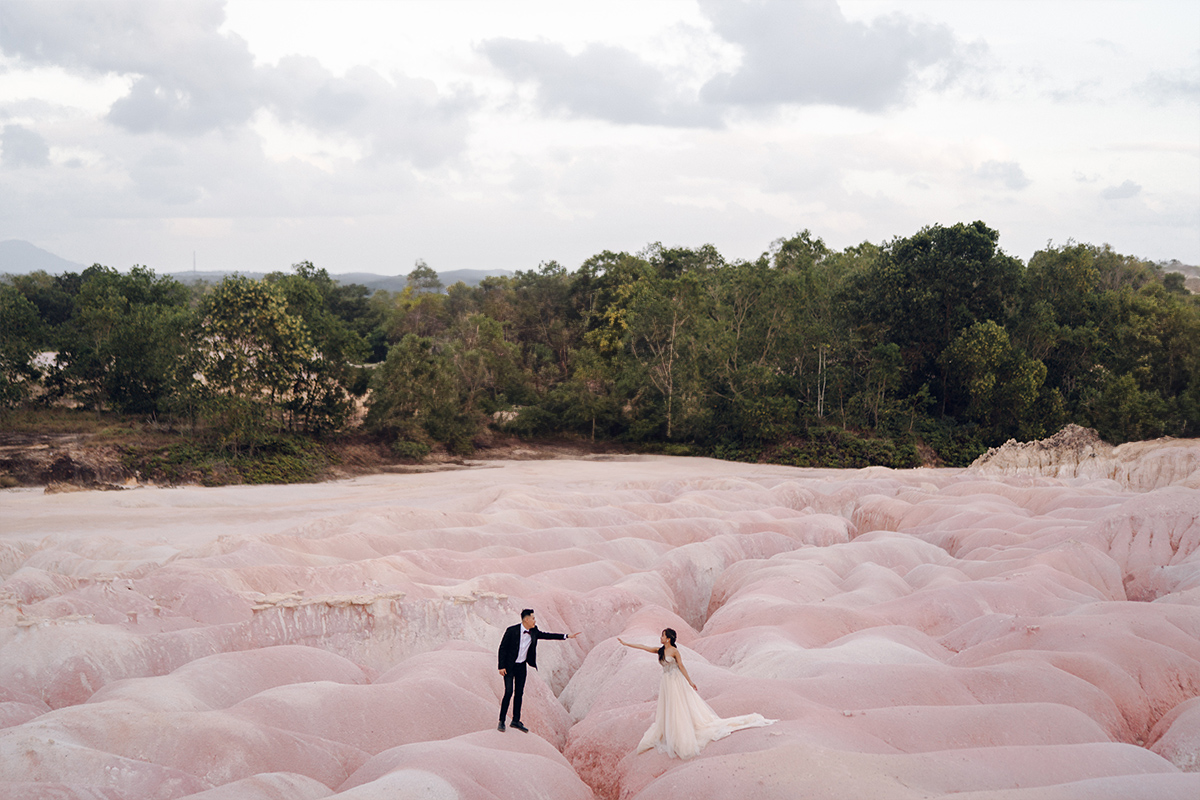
2, 221, 1198, 477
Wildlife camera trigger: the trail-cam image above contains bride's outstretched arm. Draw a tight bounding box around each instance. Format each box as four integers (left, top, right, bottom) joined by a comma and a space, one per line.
672, 649, 698, 690
617, 638, 659, 653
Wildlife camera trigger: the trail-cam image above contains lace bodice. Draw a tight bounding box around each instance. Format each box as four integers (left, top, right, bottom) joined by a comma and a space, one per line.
661, 654, 679, 673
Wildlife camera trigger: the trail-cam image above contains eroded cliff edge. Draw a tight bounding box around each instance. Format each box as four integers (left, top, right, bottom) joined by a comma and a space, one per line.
969, 424, 1200, 490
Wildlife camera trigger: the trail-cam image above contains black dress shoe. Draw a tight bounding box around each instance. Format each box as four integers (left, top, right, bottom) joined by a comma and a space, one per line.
510, 721, 529, 733
497, 722, 506, 732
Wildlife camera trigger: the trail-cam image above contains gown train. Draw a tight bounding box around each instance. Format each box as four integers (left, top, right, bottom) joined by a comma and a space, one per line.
636, 654, 776, 760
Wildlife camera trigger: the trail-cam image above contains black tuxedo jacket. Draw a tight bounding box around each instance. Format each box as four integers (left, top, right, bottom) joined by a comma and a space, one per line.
498, 624, 565, 671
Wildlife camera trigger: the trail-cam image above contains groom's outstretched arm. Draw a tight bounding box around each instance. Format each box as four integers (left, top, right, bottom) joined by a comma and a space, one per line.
538, 630, 581, 640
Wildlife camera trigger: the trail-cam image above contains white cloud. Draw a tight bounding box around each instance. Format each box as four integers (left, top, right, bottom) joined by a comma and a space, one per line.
976, 160, 1031, 191
478, 0, 974, 130
0, 0, 1196, 271
479, 38, 720, 127
1139, 67, 1200, 104
261, 57, 473, 167
698, 0, 966, 111
0, 0, 259, 133
1101, 180, 1142, 200
0, 0, 472, 163
1, 123, 49, 167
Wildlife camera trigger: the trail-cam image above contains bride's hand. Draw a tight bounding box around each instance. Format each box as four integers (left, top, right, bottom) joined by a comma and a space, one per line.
689, 681, 697, 690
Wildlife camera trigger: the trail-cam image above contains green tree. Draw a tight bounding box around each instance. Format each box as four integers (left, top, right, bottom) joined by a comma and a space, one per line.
1083, 371, 1168, 443
692, 258, 799, 442
386, 286, 448, 340
192, 276, 313, 449
0, 286, 42, 408
366, 334, 476, 455
55, 266, 191, 415
407, 259, 444, 294
858, 342, 904, 430
267, 262, 370, 433
1163, 273, 1188, 294
770, 229, 831, 274
939, 320, 1047, 438
1013, 244, 1103, 412
786, 238, 874, 423
446, 312, 525, 414
1024, 243, 1099, 328
6, 270, 77, 340
620, 263, 702, 439
509, 261, 581, 381
1092, 244, 1157, 292
846, 221, 1022, 413
554, 346, 625, 440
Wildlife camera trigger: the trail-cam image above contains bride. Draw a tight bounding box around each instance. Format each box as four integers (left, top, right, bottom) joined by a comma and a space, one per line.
618, 628, 776, 759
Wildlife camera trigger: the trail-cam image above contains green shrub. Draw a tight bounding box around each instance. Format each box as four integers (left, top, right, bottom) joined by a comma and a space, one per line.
756, 428, 923, 469
127, 434, 330, 485
504, 406, 556, 438
240, 453, 320, 484
709, 442, 762, 463
915, 420, 987, 466
770, 446, 810, 467
391, 438, 431, 461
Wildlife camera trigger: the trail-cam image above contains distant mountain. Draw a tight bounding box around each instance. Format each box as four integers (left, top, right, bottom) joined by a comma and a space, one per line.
439, 268, 515, 287
0, 240, 87, 275
174, 271, 268, 283
0, 240, 513, 289
176, 268, 513, 291
334, 269, 513, 292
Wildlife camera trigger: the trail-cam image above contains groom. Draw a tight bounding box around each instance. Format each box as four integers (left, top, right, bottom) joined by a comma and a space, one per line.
497, 609, 579, 732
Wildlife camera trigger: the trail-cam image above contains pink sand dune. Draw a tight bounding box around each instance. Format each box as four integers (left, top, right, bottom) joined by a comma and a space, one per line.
3, 445, 1200, 798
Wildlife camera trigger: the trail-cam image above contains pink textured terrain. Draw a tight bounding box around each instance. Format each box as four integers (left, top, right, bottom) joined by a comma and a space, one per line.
1, 449, 1198, 799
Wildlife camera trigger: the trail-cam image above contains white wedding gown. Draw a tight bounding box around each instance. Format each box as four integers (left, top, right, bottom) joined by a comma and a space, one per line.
636, 653, 776, 759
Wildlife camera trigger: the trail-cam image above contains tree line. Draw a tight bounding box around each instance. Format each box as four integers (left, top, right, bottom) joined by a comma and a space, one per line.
2, 221, 1197, 468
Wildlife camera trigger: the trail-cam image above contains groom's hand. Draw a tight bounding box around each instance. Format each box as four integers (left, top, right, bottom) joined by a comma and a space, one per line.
498, 668, 506, 676
568, 632, 582, 639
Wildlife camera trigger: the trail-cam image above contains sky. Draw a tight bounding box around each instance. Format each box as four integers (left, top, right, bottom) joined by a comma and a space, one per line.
0, 0, 1197, 276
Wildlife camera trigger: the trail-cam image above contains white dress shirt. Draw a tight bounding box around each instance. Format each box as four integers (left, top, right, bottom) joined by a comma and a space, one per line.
516, 627, 533, 663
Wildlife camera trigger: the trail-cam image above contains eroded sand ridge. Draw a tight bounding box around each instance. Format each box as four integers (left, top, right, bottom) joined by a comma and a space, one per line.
1, 446, 1199, 798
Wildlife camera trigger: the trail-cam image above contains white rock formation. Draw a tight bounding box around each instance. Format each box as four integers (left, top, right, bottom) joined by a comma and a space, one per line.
969, 424, 1200, 489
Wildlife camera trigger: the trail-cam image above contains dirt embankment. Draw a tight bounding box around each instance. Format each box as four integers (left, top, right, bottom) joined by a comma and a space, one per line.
0, 432, 629, 492
0, 433, 133, 491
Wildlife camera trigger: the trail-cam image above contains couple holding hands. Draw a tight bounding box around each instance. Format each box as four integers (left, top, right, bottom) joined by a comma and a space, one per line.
497, 609, 774, 759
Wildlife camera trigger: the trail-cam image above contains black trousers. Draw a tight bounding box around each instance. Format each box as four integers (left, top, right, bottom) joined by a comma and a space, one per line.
499, 661, 528, 723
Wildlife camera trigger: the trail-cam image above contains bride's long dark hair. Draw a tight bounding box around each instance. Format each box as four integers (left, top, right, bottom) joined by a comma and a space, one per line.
657, 628, 677, 663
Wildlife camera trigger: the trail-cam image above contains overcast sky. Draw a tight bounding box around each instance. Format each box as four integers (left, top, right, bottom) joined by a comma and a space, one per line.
1, 0, 1197, 276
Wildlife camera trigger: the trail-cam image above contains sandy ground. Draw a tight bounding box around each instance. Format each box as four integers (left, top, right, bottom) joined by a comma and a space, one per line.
1, 450, 1198, 799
